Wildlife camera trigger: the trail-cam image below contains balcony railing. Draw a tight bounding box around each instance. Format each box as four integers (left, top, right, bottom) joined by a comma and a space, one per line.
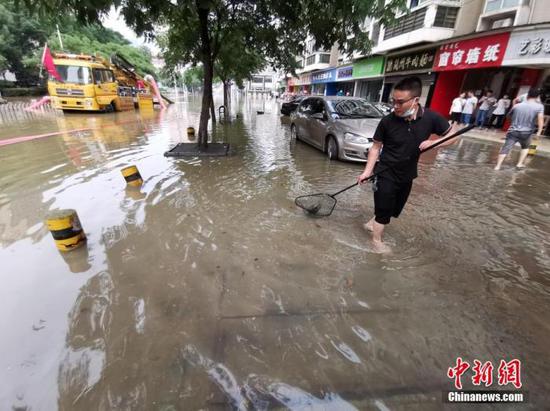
384, 7, 427, 40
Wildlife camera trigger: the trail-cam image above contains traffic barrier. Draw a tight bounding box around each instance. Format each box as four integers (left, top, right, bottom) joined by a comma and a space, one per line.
46, 209, 87, 251
121, 165, 143, 187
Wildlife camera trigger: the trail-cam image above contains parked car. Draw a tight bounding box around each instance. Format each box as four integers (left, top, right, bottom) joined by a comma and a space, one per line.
280, 96, 305, 115
373, 102, 393, 115
290, 96, 384, 162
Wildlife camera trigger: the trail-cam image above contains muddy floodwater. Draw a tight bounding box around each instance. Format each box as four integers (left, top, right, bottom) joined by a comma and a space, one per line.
1, 95, 549, 410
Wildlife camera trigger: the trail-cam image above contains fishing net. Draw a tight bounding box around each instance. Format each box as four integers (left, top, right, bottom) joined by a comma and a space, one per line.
295, 193, 337, 217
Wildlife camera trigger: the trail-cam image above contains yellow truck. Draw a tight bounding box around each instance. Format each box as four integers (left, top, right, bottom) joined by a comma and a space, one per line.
47, 52, 169, 112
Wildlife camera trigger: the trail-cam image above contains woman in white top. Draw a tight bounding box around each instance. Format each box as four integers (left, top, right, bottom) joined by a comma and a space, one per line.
449, 92, 465, 124
490, 94, 511, 129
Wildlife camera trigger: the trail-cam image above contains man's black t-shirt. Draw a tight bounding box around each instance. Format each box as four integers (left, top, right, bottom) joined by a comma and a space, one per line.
373, 106, 451, 183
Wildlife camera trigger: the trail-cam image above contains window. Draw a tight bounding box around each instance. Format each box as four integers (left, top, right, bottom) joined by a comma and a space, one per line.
252, 76, 264, 83
410, 0, 419, 8
264, 77, 272, 83
92, 69, 115, 84
296, 59, 304, 68
299, 98, 314, 114
310, 98, 326, 114
54, 65, 92, 84
306, 55, 316, 66
383, 7, 427, 40
319, 54, 330, 64
485, 0, 520, 13
434, 6, 459, 28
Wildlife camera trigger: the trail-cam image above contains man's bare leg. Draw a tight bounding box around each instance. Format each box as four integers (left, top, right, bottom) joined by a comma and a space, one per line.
494, 153, 507, 170
363, 217, 375, 232
372, 221, 391, 253
516, 148, 529, 168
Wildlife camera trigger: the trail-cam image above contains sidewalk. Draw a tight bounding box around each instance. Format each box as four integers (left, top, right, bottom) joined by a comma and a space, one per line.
463, 128, 550, 157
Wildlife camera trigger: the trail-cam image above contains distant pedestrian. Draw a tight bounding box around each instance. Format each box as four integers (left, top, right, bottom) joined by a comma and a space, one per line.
337, 89, 344, 96
494, 88, 544, 170
476, 90, 496, 128
461, 91, 477, 125
489, 94, 511, 129
449, 92, 465, 125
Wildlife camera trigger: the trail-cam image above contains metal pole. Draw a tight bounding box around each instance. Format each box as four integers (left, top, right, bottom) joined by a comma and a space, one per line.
56, 25, 64, 50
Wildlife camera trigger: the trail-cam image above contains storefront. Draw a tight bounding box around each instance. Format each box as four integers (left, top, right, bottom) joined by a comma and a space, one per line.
430, 32, 512, 117
311, 69, 336, 95
289, 73, 312, 94
326, 66, 355, 96
352, 55, 384, 101
502, 27, 550, 116
382, 48, 437, 107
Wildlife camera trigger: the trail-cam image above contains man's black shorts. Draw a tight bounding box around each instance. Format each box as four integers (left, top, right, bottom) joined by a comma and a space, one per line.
373, 177, 413, 225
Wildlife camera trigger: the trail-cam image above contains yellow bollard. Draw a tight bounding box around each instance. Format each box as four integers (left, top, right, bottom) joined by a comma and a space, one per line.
187, 127, 196, 140
121, 165, 143, 187
46, 209, 87, 252
528, 137, 538, 156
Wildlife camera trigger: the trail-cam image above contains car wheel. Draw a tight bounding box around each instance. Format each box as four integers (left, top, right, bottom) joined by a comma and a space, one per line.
291, 124, 299, 140
327, 136, 338, 160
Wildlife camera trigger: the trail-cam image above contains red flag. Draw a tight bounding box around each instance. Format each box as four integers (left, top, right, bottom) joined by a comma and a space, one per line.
42, 44, 63, 82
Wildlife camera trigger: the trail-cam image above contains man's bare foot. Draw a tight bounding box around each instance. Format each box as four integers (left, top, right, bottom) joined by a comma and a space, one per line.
363, 221, 374, 232
372, 239, 391, 254
494, 165, 501, 171
516, 164, 526, 169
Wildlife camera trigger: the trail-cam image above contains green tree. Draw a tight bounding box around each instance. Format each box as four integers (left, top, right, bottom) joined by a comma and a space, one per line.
0, 0, 48, 85
25, 0, 404, 146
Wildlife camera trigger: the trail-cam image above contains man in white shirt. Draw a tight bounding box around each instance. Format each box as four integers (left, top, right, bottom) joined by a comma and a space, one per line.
449, 92, 465, 125
461, 91, 477, 125
490, 94, 510, 129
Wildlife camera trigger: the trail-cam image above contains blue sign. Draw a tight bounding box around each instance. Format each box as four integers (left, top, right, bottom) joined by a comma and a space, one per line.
336, 66, 353, 80
311, 69, 336, 84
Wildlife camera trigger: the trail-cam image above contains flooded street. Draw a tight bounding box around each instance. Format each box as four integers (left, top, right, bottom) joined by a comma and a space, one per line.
1, 96, 549, 410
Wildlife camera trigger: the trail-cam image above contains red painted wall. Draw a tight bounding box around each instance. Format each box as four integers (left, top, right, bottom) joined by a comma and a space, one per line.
429, 71, 466, 118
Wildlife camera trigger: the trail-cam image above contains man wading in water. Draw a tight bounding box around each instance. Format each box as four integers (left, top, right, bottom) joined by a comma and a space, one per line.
357, 77, 458, 252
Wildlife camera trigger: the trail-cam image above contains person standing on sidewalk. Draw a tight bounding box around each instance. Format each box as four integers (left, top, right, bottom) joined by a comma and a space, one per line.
449, 92, 465, 125
494, 88, 544, 170
461, 91, 477, 125
490, 94, 511, 130
476, 90, 497, 128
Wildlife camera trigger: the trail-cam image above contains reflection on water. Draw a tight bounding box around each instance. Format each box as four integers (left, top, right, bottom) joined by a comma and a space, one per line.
1, 94, 549, 409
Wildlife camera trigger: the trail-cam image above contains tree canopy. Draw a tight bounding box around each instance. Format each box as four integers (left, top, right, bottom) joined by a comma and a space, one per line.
0, 0, 156, 85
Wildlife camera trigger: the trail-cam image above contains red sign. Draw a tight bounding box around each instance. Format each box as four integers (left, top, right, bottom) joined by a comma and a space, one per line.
433, 32, 510, 71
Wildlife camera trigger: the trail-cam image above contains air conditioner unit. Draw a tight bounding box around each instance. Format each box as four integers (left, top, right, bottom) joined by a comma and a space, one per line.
492, 17, 514, 29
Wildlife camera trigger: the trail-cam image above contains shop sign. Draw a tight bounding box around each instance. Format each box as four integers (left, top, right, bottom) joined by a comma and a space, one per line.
294, 73, 311, 85
336, 66, 353, 80
311, 69, 336, 84
502, 28, 550, 65
434, 32, 510, 71
353, 55, 384, 78
385, 49, 436, 74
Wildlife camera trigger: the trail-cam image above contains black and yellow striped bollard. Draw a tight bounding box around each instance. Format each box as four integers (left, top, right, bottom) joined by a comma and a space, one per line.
187, 127, 196, 140
121, 165, 143, 187
46, 209, 87, 251
528, 137, 538, 156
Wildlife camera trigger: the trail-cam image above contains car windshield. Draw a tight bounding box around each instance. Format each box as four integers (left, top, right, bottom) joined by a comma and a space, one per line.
50, 65, 92, 85
327, 99, 383, 118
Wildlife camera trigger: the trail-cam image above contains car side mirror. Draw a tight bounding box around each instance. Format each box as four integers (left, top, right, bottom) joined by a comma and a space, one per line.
311, 112, 326, 121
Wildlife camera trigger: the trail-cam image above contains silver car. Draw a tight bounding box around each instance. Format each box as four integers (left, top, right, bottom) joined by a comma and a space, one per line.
290, 96, 384, 162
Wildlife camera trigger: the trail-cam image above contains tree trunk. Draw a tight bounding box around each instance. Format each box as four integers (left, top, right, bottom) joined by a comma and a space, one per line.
197, 2, 213, 148
210, 97, 216, 125
223, 80, 230, 121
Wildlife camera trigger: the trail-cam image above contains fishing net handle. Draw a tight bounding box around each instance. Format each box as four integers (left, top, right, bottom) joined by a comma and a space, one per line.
331, 124, 475, 197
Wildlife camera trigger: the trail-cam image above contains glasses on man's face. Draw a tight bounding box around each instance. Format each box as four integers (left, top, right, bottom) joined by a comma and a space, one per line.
390, 96, 416, 107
